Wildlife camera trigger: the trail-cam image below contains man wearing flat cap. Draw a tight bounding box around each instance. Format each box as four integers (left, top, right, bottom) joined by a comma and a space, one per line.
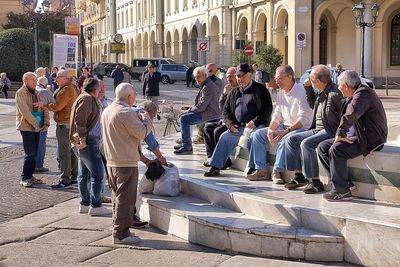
204, 63, 273, 177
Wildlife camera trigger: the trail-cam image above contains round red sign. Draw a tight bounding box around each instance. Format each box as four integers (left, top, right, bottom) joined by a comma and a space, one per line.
244, 46, 254, 56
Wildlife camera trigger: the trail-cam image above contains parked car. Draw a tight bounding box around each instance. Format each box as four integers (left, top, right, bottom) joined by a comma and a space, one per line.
131, 58, 176, 81
158, 64, 189, 84
299, 67, 375, 90
103, 63, 130, 77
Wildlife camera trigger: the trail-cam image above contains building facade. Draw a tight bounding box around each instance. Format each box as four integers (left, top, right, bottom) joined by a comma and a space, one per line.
75, 0, 400, 82
0, 0, 24, 30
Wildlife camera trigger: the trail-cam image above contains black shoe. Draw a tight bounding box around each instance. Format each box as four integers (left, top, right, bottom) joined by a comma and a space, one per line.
204, 167, 220, 177
157, 114, 161, 120
173, 147, 193, 155
221, 158, 233, 170
51, 180, 70, 189
132, 215, 148, 228
174, 144, 183, 150
246, 168, 256, 175
323, 190, 353, 202
70, 179, 78, 185
203, 161, 211, 167
284, 173, 309, 190
303, 180, 325, 194
348, 181, 357, 191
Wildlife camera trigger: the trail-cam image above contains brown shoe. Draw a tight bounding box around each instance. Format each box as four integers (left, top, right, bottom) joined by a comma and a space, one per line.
246, 169, 270, 181
132, 215, 148, 228
101, 196, 112, 203
271, 170, 285, 184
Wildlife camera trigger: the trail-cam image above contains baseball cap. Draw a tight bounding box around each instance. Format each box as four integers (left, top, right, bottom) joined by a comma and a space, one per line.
56, 69, 70, 79
236, 63, 252, 76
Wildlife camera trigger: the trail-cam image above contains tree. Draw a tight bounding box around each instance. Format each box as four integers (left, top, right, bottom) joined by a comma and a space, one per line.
232, 41, 255, 66
255, 44, 284, 75
2, 10, 68, 42
0, 28, 49, 81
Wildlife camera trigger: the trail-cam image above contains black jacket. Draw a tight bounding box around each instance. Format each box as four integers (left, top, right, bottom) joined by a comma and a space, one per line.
223, 81, 273, 128
337, 84, 388, 156
143, 72, 161, 96
305, 82, 343, 137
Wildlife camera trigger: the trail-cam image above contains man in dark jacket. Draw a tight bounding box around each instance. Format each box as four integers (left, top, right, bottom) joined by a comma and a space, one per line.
111, 65, 124, 89
318, 70, 388, 201
284, 65, 343, 193
174, 66, 222, 155
142, 64, 161, 110
204, 64, 273, 176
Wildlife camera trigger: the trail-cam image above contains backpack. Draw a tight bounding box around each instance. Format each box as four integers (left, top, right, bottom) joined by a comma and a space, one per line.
261, 70, 270, 83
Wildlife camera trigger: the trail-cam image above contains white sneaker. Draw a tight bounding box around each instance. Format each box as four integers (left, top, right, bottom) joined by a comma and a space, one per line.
79, 204, 90, 214
113, 235, 142, 245
88, 206, 112, 216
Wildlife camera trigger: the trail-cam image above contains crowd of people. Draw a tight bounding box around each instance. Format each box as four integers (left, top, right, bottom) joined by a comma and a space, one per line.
12, 59, 388, 246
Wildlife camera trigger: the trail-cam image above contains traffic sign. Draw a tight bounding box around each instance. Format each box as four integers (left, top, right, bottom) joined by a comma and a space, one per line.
244, 46, 254, 56
197, 38, 209, 52
296, 32, 307, 48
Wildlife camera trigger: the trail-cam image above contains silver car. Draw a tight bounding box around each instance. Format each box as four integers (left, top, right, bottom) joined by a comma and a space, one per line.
158, 64, 189, 84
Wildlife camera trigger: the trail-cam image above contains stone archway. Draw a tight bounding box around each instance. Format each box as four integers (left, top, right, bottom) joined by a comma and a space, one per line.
143, 32, 149, 57
173, 29, 179, 62
190, 25, 199, 63
255, 12, 268, 51
275, 8, 288, 65
182, 28, 189, 64
209, 16, 220, 65
166, 31, 172, 58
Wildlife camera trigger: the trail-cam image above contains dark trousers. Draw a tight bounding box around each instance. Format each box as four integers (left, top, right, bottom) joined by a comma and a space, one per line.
317, 138, 362, 193
108, 166, 138, 240
203, 120, 228, 158
20, 131, 40, 181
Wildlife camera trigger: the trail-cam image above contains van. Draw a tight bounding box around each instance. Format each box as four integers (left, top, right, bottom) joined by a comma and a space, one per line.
131, 58, 175, 81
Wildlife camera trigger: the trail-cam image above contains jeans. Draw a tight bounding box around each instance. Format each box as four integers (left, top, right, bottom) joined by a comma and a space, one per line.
203, 120, 227, 158
318, 138, 362, 193
76, 136, 104, 208
273, 124, 305, 172
35, 131, 47, 168
57, 124, 78, 183
285, 129, 331, 179
247, 127, 270, 170
20, 131, 40, 181
179, 112, 203, 149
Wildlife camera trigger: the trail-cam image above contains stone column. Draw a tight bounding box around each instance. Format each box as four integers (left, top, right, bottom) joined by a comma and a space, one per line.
363, 0, 375, 78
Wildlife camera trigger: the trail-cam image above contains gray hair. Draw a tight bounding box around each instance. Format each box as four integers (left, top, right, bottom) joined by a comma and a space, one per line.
337, 70, 361, 89
140, 100, 157, 114
22, 72, 36, 82
193, 66, 208, 78
37, 76, 48, 87
35, 67, 46, 77
0, 72, 6, 79
311, 64, 331, 84
115, 83, 136, 102
276, 65, 295, 82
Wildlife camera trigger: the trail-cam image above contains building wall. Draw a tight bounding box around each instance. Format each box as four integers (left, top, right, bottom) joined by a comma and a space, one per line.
0, 0, 24, 30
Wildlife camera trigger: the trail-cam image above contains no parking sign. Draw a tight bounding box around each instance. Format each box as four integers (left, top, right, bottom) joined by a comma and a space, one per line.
197, 38, 210, 52
296, 32, 307, 48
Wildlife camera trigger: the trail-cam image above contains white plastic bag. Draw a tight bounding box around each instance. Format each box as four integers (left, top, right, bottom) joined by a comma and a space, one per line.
153, 163, 180, 197
238, 127, 252, 147
138, 173, 154, 194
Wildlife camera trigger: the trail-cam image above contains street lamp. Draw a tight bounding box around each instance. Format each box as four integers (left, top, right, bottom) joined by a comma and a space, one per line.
352, 2, 380, 77
21, 0, 50, 69
86, 26, 94, 75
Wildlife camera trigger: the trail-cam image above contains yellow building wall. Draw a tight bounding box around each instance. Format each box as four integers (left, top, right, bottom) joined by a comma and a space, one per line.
0, 0, 24, 30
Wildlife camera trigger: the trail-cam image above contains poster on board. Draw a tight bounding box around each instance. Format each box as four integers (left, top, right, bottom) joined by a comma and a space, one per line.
53, 34, 79, 78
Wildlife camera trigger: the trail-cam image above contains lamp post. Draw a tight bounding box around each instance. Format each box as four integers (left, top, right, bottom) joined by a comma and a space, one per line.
352, 2, 380, 78
86, 26, 94, 75
21, 0, 50, 69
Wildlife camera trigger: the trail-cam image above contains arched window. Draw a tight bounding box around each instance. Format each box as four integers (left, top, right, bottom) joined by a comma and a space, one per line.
319, 17, 328, 65
391, 12, 400, 66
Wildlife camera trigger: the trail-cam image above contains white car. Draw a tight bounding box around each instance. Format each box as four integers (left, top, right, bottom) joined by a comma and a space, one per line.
299, 67, 375, 90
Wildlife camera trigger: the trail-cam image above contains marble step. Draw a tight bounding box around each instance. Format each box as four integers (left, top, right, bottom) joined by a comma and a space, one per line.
137, 194, 344, 262
178, 175, 400, 267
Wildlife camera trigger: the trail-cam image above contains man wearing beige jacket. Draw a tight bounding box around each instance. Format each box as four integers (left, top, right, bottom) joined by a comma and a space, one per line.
16, 72, 50, 187
101, 83, 152, 245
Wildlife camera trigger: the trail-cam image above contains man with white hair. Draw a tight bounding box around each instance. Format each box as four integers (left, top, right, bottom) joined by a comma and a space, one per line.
34, 76, 55, 173
318, 70, 387, 201
101, 83, 152, 245
16, 72, 50, 187
174, 66, 222, 155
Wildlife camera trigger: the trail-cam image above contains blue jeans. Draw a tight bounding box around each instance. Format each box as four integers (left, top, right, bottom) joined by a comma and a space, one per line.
274, 124, 305, 172
35, 131, 47, 168
20, 131, 40, 181
76, 136, 104, 208
180, 112, 203, 149
286, 129, 331, 179
247, 127, 270, 170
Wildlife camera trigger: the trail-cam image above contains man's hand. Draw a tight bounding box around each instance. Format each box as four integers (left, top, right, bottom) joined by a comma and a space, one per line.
246, 121, 255, 129
138, 110, 150, 121
33, 102, 45, 109
76, 142, 87, 150
270, 130, 287, 144
229, 124, 239, 133
334, 136, 354, 144
34, 125, 41, 132
157, 156, 167, 165
303, 78, 312, 87
223, 84, 233, 95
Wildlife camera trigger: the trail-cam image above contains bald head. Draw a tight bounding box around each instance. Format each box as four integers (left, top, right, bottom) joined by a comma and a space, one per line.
206, 63, 218, 75
310, 64, 331, 84
115, 83, 137, 106
226, 67, 238, 87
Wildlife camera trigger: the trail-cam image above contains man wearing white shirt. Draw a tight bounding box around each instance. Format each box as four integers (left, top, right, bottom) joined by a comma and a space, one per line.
246, 65, 313, 183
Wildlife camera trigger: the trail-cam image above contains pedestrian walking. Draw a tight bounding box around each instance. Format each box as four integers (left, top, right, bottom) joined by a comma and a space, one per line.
0, 72, 11, 99
142, 64, 161, 110
111, 65, 124, 89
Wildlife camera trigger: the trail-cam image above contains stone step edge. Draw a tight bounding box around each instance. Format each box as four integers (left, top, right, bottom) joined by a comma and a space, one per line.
138, 194, 344, 262
179, 175, 400, 236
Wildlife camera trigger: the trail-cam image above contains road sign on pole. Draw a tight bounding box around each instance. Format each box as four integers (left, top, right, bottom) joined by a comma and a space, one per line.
244, 46, 254, 56
296, 32, 307, 48
197, 38, 210, 52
